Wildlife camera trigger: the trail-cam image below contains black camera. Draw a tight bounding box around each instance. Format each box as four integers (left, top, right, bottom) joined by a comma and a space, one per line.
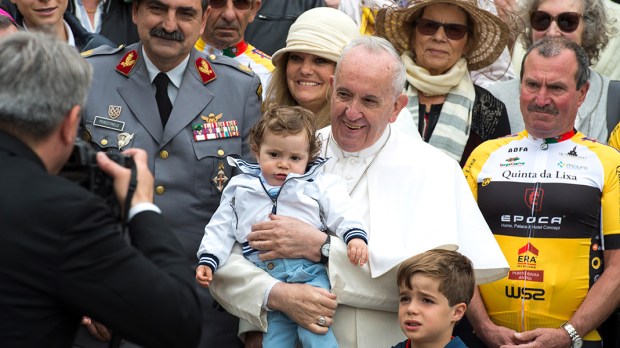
60, 138, 132, 218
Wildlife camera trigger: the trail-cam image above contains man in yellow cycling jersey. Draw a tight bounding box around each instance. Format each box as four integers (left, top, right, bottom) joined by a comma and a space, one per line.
463, 37, 620, 348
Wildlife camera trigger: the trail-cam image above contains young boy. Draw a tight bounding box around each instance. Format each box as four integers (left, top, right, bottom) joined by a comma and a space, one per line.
393, 249, 475, 348
196, 104, 369, 348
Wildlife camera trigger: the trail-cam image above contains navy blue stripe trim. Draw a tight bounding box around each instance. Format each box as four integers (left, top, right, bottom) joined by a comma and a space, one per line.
343, 228, 368, 244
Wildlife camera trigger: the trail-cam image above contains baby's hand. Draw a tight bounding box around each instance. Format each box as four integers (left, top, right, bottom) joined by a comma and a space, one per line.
347, 238, 368, 266
196, 265, 213, 287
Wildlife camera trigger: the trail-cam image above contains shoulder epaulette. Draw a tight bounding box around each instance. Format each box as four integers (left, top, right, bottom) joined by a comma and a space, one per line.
81, 44, 126, 58
205, 53, 255, 77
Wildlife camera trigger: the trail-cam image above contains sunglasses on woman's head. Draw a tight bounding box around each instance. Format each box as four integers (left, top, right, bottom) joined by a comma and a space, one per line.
209, 0, 253, 10
530, 11, 583, 33
414, 18, 469, 40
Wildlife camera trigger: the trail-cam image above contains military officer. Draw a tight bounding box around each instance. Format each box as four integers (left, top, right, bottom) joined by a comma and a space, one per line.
76, 0, 261, 346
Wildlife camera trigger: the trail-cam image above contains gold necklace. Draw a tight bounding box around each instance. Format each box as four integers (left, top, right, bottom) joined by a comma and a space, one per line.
83, 1, 99, 14
324, 126, 392, 195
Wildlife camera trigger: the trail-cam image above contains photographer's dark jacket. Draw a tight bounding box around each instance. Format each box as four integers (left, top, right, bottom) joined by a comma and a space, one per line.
0, 131, 201, 348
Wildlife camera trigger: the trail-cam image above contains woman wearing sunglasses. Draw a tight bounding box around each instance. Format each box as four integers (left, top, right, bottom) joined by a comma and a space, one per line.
375, 0, 511, 167
488, 0, 618, 142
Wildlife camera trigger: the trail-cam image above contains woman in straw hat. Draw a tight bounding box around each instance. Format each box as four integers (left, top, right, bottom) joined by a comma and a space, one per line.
266, 7, 361, 129
375, 0, 511, 166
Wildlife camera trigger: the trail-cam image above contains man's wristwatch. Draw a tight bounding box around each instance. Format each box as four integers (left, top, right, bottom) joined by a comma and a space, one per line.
561, 322, 583, 348
320, 235, 331, 264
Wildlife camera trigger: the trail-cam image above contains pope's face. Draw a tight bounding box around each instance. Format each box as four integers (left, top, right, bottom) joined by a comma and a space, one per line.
330, 46, 406, 152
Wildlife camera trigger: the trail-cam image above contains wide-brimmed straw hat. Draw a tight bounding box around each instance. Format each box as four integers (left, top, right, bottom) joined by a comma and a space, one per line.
271, 7, 360, 67
375, 0, 509, 71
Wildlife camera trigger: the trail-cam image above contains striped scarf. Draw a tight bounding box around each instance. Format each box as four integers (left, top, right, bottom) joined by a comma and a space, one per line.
402, 53, 475, 162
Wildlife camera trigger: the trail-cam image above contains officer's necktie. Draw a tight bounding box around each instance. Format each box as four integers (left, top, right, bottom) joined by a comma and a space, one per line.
153, 72, 172, 127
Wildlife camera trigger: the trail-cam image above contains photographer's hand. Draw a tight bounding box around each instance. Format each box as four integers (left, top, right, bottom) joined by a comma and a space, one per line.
81, 316, 112, 341
96, 148, 154, 211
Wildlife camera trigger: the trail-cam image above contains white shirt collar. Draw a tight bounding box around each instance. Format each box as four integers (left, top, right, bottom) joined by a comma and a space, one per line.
328, 124, 391, 159
142, 46, 189, 89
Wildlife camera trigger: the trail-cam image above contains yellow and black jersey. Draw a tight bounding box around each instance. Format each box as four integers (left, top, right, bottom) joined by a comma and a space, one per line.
463, 130, 620, 341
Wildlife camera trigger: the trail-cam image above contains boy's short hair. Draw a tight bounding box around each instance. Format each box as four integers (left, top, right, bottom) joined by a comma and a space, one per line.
249, 104, 321, 161
397, 249, 475, 306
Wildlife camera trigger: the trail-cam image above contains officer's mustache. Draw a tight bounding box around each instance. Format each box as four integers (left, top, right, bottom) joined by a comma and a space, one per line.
527, 103, 559, 115
150, 26, 184, 41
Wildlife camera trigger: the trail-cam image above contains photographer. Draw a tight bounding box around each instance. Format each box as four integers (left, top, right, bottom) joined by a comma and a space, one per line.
0, 32, 201, 348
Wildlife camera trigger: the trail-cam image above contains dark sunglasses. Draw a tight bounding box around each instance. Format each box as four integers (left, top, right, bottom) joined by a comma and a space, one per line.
530, 11, 583, 33
209, 0, 253, 10
414, 18, 470, 40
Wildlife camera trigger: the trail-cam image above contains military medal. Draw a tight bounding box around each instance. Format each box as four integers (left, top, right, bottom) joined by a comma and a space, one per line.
117, 132, 134, 150
192, 114, 239, 142
212, 162, 228, 192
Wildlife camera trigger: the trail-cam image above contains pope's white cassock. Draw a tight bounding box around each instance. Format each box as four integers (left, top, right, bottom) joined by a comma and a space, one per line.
209, 125, 509, 348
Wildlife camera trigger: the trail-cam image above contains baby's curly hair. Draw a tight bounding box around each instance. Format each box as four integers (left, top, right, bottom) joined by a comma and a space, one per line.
249, 104, 322, 162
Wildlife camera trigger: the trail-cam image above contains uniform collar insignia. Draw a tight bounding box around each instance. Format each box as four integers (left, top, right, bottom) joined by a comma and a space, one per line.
115, 50, 139, 76
195, 57, 217, 84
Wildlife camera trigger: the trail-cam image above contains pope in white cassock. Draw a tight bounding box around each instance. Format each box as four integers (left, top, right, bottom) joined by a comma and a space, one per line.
208, 36, 509, 348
